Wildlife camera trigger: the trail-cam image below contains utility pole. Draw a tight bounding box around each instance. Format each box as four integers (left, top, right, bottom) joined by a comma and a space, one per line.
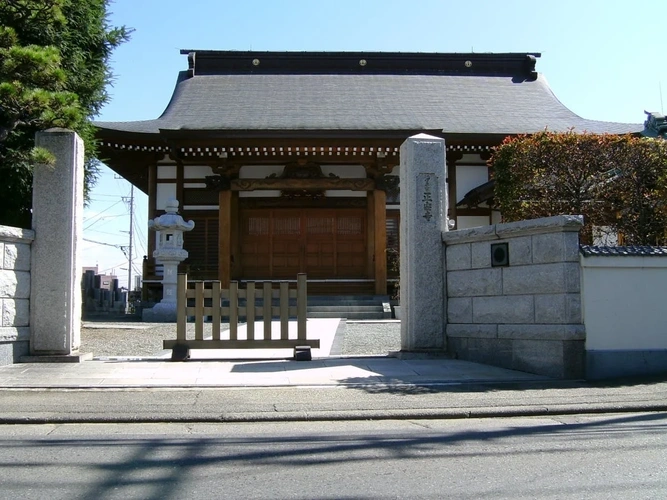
128, 184, 134, 296
120, 184, 134, 309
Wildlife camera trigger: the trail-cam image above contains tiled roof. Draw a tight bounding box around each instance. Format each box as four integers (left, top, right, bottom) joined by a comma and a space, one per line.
94, 51, 641, 138
579, 245, 667, 257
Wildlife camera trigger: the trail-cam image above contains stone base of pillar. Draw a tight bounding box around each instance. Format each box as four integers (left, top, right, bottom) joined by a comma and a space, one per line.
142, 302, 178, 323
389, 350, 450, 360
21, 352, 93, 363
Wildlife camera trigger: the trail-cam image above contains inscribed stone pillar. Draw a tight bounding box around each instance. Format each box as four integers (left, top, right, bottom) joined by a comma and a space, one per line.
29, 129, 87, 358
399, 134, 447, 351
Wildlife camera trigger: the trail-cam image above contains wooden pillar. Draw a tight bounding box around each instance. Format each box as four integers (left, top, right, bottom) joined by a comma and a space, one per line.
219, 190, 232, 288
147, 162, 157, 258
373, 189, 387, 295
176, 160, 184, 206
446, 151, 462, 228
366, 192, 376, 278
230, 192, 240, 278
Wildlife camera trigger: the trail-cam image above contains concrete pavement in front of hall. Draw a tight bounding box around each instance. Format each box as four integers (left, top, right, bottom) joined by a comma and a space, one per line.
0, 356, 547, 389
0, 317, 547, 389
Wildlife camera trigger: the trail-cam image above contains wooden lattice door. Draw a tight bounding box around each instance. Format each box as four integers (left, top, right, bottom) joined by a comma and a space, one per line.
240, 208, 366, 279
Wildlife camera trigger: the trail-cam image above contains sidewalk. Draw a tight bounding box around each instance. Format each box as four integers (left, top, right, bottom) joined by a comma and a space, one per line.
0, 355, 547, 389
1, 317, 546, 388
0, 318, 665, 423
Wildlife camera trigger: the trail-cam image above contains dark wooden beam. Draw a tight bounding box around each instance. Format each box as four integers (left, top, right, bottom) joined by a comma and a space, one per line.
231, 178, 376, 191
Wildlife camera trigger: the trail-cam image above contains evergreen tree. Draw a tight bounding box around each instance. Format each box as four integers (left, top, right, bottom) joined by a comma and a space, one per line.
0, 0, 130, 228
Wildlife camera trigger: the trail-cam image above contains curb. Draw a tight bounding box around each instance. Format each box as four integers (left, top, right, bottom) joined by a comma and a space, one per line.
1, 403, 665, 424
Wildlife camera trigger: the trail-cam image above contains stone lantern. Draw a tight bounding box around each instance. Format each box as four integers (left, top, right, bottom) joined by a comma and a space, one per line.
142, 198, 195, 322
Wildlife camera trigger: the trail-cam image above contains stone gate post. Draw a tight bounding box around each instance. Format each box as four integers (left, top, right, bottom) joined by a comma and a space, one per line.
26, 129, 90, 361
399, 134, 448, 352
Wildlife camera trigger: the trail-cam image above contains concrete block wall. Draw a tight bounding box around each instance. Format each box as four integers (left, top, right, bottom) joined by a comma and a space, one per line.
442, 215, 585, 378
0, 225, 34, 365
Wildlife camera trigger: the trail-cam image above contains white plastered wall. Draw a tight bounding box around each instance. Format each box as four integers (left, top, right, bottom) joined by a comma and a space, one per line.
156, 183, 176, 210
457, 216, 492, 230
454, 155, 491, 230
581, 255, 667, 350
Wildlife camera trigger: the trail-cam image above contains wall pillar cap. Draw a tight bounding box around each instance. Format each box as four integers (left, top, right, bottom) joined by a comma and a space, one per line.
443, 215, 583, 245
0, 225, 34, 244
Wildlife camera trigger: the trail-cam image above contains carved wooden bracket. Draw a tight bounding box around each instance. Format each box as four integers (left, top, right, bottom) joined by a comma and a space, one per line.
210, 158, 243, 177
269, 161, 338, 180
205, 175, 231, 191
363, 158, 398, 179
375, 175, 400, 195
446, 150, 464, 164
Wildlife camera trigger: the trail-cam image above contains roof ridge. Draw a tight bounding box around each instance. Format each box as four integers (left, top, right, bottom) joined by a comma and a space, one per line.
180, 50, 541, 78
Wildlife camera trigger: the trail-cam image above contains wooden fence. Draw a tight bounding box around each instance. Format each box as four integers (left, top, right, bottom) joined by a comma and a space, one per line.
163, 273, 318, 359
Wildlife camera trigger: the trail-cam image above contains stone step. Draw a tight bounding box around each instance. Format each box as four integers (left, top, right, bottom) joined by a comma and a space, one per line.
308, 305, 383, 313
207, 295, 392, 320
308, 295, 390, 301
306, 295, 391, 320
308, 300, 385, 307
307, 310, 388, 320
307, 295, 389, 305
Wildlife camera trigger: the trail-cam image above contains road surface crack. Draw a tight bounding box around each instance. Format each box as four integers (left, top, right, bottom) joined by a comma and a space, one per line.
409, 420, 433, 429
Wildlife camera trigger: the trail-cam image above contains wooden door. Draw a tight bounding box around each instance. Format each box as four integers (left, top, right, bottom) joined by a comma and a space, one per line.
240, 208, 366, 279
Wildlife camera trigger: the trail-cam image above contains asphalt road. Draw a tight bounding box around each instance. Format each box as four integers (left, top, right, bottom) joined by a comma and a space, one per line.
0, 413, 665, 499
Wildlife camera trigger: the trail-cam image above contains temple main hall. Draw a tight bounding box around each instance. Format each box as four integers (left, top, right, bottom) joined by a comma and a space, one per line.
94, 50, 639, 296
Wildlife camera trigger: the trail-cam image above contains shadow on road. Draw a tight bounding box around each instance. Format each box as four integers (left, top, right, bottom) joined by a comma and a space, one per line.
1, 412, 666, 500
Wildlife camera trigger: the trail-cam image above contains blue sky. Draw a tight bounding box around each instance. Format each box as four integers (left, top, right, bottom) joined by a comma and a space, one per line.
84, 0, 667, 287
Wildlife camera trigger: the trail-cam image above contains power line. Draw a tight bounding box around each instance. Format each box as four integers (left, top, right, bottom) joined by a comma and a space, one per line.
83, 238, 123, 249
89, 193, 125, 199
86, 229, 128, 237
83, 199, 124, 229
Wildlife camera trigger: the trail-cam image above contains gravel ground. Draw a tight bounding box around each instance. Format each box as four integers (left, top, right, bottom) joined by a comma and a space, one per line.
341, 323, 401, 356
81, 320, 400, 358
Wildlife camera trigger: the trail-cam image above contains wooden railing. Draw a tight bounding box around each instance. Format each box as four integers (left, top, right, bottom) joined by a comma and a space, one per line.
164, 273, 318, 360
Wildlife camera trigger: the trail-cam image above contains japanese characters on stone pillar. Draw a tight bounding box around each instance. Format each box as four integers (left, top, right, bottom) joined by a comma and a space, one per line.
143, 198, 194, 322
399, 134, 448, 352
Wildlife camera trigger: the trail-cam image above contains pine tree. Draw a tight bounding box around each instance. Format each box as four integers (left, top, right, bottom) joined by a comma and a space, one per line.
0, 0, 130, 227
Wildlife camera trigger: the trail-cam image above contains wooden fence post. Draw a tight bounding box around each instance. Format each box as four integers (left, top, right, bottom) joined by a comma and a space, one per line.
211, 280, 221, 340
246, 281, 256, 340
194, 281, 204, 341
263, 282, 272, 340
297, 273, 307, 340
176, 273, 187, 341
229, 281, 238, 341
